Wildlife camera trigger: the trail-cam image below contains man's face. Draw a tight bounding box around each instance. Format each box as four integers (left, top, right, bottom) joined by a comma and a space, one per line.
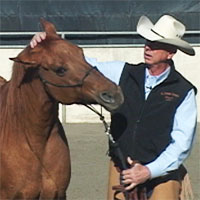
144, 40, 176, 65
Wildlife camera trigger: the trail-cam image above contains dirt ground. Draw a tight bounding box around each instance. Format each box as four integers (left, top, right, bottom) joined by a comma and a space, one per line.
64, 123, 200, 200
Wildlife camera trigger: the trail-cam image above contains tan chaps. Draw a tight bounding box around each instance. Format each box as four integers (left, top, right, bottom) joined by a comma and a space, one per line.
107, 161, 194, 200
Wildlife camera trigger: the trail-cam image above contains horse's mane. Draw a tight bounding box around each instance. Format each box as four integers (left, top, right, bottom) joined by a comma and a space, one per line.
0, 64, 23, 121
0, 76, 7, 86
11, 63, 26, 87
0, 59, 42, 123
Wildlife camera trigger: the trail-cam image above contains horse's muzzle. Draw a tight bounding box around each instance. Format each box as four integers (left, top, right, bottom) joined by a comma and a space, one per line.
99, 88, 124, 111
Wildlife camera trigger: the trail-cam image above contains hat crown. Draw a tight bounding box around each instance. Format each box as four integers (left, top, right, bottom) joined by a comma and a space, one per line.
152, 15, 185, 39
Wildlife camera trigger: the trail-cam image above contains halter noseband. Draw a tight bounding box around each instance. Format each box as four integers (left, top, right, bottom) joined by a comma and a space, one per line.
39, 66, 97, 88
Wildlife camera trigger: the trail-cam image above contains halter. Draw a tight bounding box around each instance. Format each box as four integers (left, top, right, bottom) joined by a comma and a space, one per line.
39, 66, 97, 88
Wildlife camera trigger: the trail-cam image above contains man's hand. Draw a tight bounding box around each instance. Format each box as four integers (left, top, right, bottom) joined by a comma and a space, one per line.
122, 157, 151, 190
30, 32, 46, 48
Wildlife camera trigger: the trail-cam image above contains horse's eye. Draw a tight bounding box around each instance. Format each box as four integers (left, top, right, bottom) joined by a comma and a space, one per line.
55, 67, 66, 77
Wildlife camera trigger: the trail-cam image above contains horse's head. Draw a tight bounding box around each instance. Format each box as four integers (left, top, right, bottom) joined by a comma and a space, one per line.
10, 19, 123, 111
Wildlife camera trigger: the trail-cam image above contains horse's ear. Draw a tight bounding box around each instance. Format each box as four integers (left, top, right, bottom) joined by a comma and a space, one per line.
9, 56, 37, 66
40, 18, 57, 36
9, 55, 38, 88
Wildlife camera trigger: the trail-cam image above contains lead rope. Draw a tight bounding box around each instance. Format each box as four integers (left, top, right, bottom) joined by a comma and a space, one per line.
84, 104, 115, 144
84, 104, 131, 200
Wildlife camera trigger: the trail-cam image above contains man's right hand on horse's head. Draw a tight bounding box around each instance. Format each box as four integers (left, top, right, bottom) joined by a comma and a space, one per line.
30, 32, 46, 48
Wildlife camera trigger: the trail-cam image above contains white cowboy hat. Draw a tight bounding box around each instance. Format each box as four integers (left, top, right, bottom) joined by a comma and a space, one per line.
137, 15, 195, 56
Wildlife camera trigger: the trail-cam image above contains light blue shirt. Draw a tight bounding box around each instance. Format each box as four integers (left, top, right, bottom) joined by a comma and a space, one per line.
86, 57, 197, 179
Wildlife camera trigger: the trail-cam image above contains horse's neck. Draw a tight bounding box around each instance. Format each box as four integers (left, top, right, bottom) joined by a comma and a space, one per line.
14, 79, 56, 122
4, 78, 58, 149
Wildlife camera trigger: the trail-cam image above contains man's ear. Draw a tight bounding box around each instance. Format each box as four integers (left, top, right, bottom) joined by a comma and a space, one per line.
167, 52, 175, 60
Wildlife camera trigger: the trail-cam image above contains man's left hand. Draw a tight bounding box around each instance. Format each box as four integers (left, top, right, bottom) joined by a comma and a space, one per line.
122, 157, 151, 190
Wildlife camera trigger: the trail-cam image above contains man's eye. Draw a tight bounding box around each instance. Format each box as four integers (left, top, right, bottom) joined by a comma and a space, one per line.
55, 67, 67, 77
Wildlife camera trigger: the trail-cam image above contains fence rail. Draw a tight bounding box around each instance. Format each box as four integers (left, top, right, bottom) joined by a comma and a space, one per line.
0, 31, 200, 48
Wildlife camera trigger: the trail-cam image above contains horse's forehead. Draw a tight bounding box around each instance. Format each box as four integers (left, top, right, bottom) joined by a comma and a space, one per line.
50, 39, 80, 53
39, 39, 83, 66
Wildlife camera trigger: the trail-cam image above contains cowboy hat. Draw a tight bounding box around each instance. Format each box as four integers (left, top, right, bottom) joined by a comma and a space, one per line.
137, 15, 195, 56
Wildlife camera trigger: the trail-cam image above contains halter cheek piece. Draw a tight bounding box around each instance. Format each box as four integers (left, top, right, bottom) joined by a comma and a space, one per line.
39, 66, 97, 88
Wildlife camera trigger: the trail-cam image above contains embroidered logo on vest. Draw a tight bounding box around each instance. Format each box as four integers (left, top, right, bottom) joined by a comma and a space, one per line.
160, 92, 180, 101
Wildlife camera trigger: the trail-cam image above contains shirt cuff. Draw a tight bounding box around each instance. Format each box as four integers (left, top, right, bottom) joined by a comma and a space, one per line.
145, 161, 167, 179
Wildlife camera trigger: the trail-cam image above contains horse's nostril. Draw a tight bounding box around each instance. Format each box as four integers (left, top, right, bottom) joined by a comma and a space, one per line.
100, 92, 115, 104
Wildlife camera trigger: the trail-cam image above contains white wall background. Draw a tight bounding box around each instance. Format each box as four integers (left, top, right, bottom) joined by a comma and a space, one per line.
0, 47, 199, 122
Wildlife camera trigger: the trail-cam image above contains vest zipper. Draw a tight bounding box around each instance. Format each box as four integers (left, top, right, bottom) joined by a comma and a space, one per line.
133, 86, 156, 133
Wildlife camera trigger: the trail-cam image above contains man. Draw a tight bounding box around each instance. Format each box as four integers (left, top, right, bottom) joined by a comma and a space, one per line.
30, 15, 197, 200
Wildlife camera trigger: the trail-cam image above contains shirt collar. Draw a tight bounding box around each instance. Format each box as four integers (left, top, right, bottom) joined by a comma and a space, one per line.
145, 66, 171, 85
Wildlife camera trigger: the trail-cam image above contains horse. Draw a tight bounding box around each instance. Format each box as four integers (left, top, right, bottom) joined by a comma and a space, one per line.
0, 19, 124, 199
0, 76, 6, 87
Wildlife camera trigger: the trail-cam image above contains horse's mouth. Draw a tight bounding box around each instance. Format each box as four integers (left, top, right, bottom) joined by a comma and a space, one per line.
97, 88, 124, 111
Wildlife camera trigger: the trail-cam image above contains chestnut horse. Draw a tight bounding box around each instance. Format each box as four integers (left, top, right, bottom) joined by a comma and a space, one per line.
0, 19, 123, 199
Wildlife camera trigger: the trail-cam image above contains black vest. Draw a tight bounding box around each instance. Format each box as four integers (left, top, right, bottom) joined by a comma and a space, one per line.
110, 62, 196, 167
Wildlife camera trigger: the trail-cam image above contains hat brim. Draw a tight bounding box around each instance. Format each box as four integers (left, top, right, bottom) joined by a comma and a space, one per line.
137, 16, 195, 56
